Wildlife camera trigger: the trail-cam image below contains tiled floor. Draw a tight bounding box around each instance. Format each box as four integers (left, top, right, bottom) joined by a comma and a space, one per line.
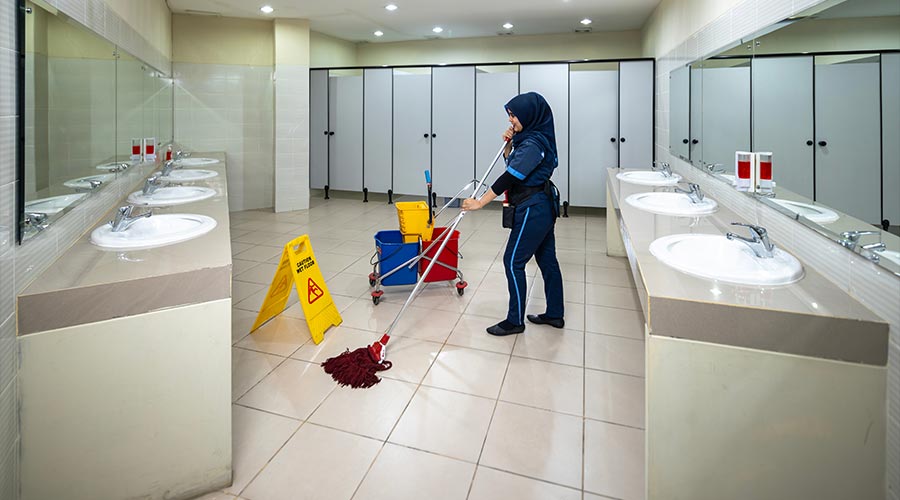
197, 192, 646, 500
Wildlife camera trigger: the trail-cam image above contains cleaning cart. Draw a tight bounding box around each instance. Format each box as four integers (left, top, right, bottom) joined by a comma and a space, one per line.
367, 172, 467, 305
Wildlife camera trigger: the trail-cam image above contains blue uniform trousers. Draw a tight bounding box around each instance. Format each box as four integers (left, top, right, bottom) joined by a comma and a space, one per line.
503, 193, 564, 325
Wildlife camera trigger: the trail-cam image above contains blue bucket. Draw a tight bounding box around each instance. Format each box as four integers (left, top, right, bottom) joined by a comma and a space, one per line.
374, 230, 419, 286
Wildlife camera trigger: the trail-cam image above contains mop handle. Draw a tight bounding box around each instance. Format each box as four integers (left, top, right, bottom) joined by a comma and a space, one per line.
433, 140, 508, 219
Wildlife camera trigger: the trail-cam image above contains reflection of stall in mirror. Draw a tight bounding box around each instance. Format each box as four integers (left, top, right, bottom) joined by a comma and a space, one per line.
678, 0, 900, 274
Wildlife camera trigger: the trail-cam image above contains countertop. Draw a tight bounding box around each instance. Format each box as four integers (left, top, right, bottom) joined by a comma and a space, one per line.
608, 168, 888, 365
18, 153, 232, 335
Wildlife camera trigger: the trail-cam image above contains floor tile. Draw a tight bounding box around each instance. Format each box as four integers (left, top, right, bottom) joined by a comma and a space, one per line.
499, 357, 583, 415
464, 288, 513, 320
234, 262, 279, 285
241, 424, 381, 500
234, 285, 298, 314
557, 262, 586, 282
338, 298, 404, 333
231, 242, 254, 256
406, 282, 476, 314
291, 325, 381, 364
585, 252, 629, 270
422, 345, 510, 399
352, 444, 475, 500
512, 327, 584, 366
237, 359, 336, 419
309, 378, 416, 440
446, 314, 517, 354
225, 405, 299, 496
525, 299, 585, 332
388, 386, 495, 463
585, 283, 642, 310
468, 466, 582, 500
385, 306, 461, 343
584, 305, 645, 339
233, 281, 267, 304
530, 279, 586, 304
585, 369, 645, 428
191, 491, 241, 500
585, 333, 645, 377
232, 308, 258, 344
232, 258, 258, 277
234, 245, 284, 263
480, 402, 583, 489
585, 266, 635, 288
232, 347, 285, 401
584, 419, 645, 500
235, 316, 310, 357
379, 337, 442, 384
319, 272, 371, 298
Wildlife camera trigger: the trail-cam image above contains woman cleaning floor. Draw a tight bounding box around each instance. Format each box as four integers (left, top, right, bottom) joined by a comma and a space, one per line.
462, 92, 565, 336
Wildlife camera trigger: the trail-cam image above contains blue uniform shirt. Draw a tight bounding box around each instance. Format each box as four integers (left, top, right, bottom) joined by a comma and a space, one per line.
505, 137, 558, 188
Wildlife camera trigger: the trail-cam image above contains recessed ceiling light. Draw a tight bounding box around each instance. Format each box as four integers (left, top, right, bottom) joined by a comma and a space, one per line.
374, 30, 384, 37
580, 18, 592, 25
502, 22, 513, 30
260, 5, 274, 14
385, 4, 398, 11
432, 26, 443, 33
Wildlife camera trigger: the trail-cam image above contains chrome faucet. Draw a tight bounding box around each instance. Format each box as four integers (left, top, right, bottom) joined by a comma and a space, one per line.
110, 162, 130, 173
160, 160, 180, 177
674, 182, 705, 203
75, 179, 103, 192
109, 205, 151, 232
652, 161, 672, 178
839, 230, 880, 251
726, 222, 775, 258
174, 150, 191, 161
142, 173, 162, 195
23, 212, 48, 232
704, 162, 725, 173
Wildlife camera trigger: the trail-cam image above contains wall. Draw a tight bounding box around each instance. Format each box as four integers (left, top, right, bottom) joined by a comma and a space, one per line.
1, 1, 173, 498
274, 19, 311, 212
310, 30, 356, 67
356, 30, 643, 67
641, 0, 900, 498
172, 14, 275, 211
103, 0, 171, 61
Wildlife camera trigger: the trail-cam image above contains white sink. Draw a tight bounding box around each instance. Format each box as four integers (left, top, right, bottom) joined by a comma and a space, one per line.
91, 214, 217, 250
127, 186, 216, 207
96, 162, 130, 171
616, 170, 682, 186
873, 249, 900, 266
176, 157, 220, 167
161, 169, 219, 182
650, 234, 804, 286
25, 193, 86, 214
770, 199, 839, 224
64, 173, 115, 189
626, 192, 718, 216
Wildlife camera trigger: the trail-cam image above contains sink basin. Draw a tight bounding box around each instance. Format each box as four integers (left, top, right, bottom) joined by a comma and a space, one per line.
625, 192, 718, 216
96, 161, 130, 171
176, 157, 220, 167
770, 199, 839, 224
161, 169, 219, 182
616, 170, 682, 186
650, 233, 804, 286
25, 193, 86, 214
873, 249, 900, 266
63, 173, 115, 189
127, 186, 216, 207
91, 214, 217, 250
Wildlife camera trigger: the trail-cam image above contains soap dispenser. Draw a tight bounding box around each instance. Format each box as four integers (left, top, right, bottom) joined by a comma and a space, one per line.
756, 152, 773, 194
735, 151, 755, 193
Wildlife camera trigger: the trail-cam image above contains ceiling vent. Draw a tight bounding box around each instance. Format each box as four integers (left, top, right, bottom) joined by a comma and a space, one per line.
184, 9, 222, 16
574, 26, 592, 33
496, 31, 514, 36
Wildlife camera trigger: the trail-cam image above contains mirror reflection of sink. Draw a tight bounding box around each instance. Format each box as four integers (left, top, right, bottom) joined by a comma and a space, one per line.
873, 249, 900, 266
161, 169, 219, 182
91, 214, 217, 250
127, 186, 216, 207
626, 192, 718, 216
770, 199, 839, 224
176, 157, 220, 167
25, 193, 87, 214
96, 162, 129, 171
650, 233, 804, 286
616, 170, 682, 186
63, 173, 115, 189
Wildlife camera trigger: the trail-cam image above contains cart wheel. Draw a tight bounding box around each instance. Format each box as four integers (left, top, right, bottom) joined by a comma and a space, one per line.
371, 290, 384, 306
368, 272, 377, 287
456, 281, 468, 296
373, 295, 380, 305
457, 288, 465, 296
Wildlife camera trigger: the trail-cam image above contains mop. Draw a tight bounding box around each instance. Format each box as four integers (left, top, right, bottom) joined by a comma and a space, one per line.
322, 140, 509, 388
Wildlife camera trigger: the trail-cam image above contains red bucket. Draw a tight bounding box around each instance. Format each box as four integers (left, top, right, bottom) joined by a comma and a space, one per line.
419, 227, 460, 283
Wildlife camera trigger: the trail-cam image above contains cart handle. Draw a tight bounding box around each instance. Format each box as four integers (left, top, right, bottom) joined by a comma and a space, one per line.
424, 170, 433, 226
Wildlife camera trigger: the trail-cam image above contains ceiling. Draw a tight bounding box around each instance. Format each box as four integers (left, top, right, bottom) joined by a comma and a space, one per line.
816, 0, 900, 19
166, 0, 662, 43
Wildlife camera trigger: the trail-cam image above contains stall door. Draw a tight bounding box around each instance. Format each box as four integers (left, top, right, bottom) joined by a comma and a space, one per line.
569, 63, 618, 207
815, 55, 881, 223
310, 69, 328, 189
753, 56, 814, 198
701, 64, 750, 170
475, 66, 518, 192
328, 71, 363, 192
619, 60, 654, 168
364, 68, 392, 194
393, 68, 432, 197
519, 64, 569, 203
432, 66, 475, 198
882, 53, 900, 228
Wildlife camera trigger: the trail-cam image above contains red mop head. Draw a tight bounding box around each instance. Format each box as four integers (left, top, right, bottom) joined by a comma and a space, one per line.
321, 335, 392, 389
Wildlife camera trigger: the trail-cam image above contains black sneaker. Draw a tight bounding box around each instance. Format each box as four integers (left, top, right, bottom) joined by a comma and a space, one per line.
526, 314, 565, 329
486, 322, 525, 336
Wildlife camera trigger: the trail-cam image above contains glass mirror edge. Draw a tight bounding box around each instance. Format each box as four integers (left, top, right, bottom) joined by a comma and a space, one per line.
16, 0, 25, 244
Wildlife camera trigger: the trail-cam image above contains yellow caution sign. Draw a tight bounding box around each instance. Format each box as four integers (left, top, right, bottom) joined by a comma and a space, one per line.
250, 235, 342, 344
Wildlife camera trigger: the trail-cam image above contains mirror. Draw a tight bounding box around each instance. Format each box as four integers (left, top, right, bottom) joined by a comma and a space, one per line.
21, 1, 174, 242
673, 0, 900, 274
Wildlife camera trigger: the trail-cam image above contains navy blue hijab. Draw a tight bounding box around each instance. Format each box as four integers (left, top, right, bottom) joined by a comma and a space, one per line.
505, 92, 558, 165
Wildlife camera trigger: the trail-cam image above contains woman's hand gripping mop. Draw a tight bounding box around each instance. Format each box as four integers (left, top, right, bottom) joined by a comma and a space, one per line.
321, 140, 509, 388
